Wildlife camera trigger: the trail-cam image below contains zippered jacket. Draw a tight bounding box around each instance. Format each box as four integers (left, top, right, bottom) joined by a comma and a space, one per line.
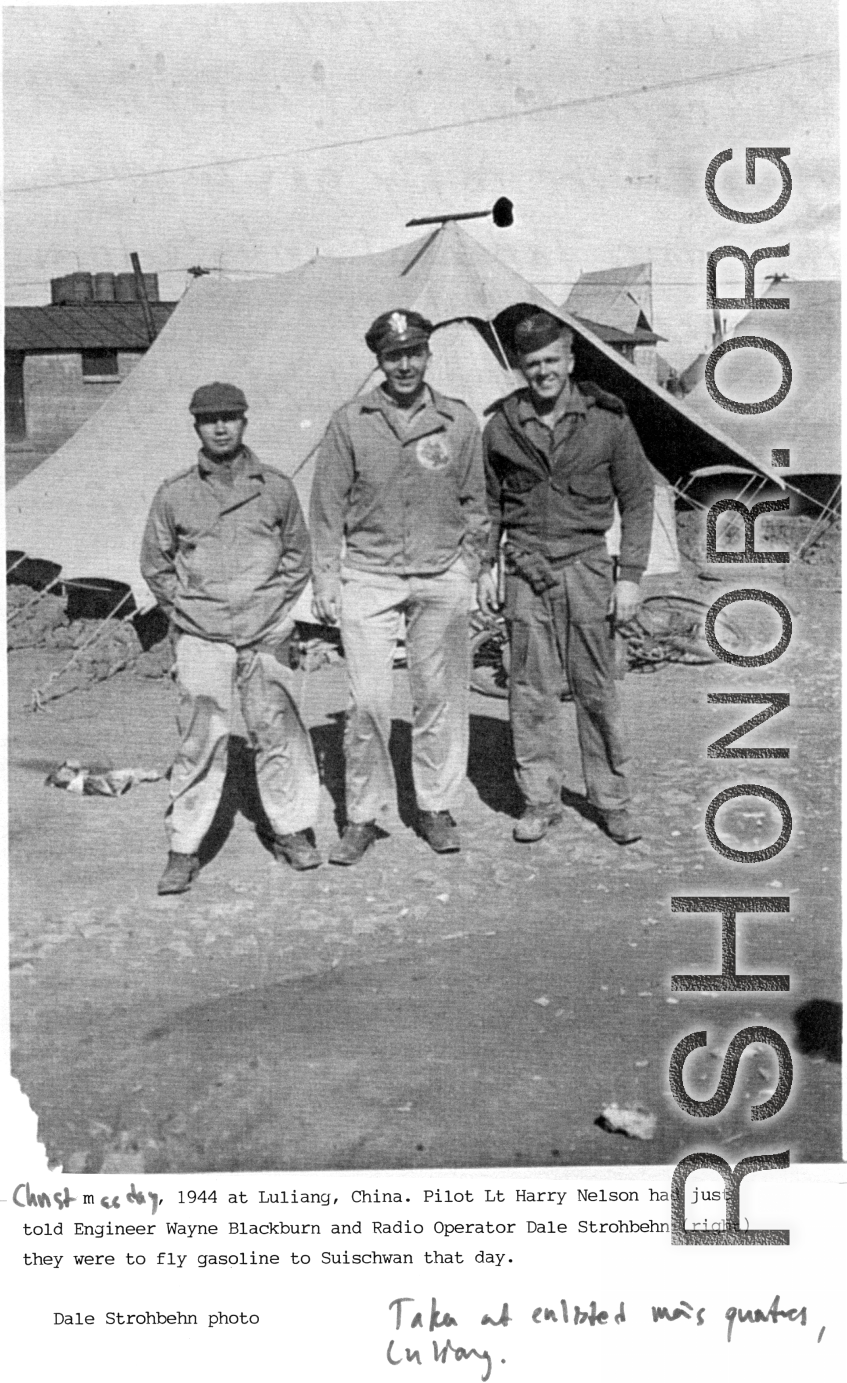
482, 382, 654, 582
309, 384, 489, 594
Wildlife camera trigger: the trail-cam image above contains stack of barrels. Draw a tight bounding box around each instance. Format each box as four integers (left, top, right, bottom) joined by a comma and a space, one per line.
50, 271, 160, 304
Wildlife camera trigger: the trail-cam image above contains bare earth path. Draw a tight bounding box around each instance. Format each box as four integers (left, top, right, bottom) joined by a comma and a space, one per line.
8, 564, 841, 1172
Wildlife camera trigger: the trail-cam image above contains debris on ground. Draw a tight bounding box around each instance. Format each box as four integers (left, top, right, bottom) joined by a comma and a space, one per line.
596, 1102, 657, 1140
676, 507, 841, 570
134, 638, 173, 679
45, 759, 162, 796
48, 621, 142, 693
6, 586, 68, 649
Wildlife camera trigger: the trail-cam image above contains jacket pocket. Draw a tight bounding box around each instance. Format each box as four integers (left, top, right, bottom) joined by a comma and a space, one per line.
564, 470, 613, 503
503, 466, 544, 496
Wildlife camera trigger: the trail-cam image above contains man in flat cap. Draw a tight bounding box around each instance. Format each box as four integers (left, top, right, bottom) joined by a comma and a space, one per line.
310, 309, 489, 864
141, 381, 321, 894
479, 313, 654, 845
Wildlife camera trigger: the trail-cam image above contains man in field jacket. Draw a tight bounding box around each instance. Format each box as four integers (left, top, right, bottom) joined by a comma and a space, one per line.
310, 309, 489, 864
141, 381, 321, 893
479, 313, 654, 845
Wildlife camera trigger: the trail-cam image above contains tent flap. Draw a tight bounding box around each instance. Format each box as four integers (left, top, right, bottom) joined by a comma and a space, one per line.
7, 222, 766, 611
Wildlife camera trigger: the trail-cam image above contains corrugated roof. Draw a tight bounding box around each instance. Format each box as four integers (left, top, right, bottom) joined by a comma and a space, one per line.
5, 302, 177, 352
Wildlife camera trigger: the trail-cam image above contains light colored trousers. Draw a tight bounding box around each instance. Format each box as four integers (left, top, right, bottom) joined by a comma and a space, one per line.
168, 634, 320, 854
339, 563, 473, 823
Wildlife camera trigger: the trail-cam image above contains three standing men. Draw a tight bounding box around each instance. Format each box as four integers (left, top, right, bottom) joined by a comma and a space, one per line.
141, 308, 653, 892
479, 312, 654, 845
310, 310, 489, 863
141, 382, 321, 893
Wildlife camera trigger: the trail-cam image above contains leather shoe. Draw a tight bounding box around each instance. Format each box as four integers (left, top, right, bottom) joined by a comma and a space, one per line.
329, 821, 379, 866
513, 804, 563, 843
419, 809, 460, 854
602, 808, 642, 844
157, 851, 199, 895
274, 830, 321, 871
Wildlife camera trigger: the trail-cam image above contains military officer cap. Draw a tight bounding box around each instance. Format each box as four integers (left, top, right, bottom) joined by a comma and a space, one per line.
513, 312, 572, 356
189, 381, 248, 416
365, 309, 433, 356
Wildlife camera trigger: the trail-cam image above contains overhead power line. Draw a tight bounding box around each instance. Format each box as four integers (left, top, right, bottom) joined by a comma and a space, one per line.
6, 48, 834, 197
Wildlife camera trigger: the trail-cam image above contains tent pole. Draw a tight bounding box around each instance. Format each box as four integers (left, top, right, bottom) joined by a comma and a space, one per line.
488, 319, 512, 372
797, 479, 841, 561
783, 477, 842, 523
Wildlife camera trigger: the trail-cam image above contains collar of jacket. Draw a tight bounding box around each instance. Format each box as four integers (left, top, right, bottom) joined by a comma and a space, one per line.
196, 445, 264, 480
511, 384, 588, 428
357, 382, 459, 423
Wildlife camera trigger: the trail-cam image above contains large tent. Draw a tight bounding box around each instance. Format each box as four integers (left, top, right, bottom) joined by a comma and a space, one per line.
7, 221, 773, 613
685, 280, 840, 484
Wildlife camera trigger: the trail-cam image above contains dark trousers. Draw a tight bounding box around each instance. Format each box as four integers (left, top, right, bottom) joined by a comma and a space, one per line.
504, 549, 631, 813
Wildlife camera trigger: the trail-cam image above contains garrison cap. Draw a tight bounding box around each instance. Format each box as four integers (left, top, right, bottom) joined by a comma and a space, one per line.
189, 381, 248, 416
365, 309, 433, 356
513, 312, 572, 356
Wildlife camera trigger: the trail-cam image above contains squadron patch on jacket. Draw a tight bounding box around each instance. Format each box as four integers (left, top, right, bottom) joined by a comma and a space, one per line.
416, 435, 452, 470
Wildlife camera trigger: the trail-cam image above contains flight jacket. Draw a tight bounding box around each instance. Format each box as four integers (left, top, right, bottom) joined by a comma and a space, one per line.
482, 382, 655, 583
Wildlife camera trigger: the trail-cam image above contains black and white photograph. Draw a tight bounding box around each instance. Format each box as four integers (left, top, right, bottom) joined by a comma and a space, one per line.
3, 0, 842, 1375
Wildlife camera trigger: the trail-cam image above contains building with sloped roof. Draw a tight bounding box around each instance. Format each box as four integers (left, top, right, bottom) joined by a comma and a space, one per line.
5, 282, 177, 449
563, 262, 665, 382
8, 221, 779, 616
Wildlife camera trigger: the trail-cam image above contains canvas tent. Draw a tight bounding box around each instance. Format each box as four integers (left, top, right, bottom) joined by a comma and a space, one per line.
7, 221, 776, 613
684, 280, 840, 492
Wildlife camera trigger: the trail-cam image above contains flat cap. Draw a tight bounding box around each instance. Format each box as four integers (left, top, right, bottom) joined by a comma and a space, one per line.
365, 309, 433, 356
513, 312, 571, 356
189, 381, 248, 415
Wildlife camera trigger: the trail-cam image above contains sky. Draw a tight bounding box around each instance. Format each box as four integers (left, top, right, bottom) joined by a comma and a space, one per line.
3, 0, 840, 365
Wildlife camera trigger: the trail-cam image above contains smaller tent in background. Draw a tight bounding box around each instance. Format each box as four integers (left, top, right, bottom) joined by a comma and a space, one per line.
685, 279, 840, 513
677, 350, 707, 398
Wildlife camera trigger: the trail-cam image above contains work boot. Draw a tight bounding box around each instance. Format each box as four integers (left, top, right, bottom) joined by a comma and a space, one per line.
513, 803, 563, 843
274, 831, 322, 871
602, 808, 642, 845
418, 809, 461, 854
329, 821, 380, 866
157, 852, 199, 895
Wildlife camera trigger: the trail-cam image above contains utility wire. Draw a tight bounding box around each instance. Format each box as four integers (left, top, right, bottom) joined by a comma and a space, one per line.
6, 268, 812, 289
6, 48, 834, 196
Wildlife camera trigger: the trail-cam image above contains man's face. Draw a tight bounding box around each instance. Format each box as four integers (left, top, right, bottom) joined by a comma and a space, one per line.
194, 411, 247, 461
379, 343, 430, 401
519, 336, 575, 406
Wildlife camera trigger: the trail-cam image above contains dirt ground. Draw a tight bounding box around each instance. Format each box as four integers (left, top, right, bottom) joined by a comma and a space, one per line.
7, 537, 842, 1173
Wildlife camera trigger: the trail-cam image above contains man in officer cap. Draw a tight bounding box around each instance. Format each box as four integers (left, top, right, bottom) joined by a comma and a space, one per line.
310, 309, 489, 864
141, 381, 321, 893
479, 312, 654, 845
